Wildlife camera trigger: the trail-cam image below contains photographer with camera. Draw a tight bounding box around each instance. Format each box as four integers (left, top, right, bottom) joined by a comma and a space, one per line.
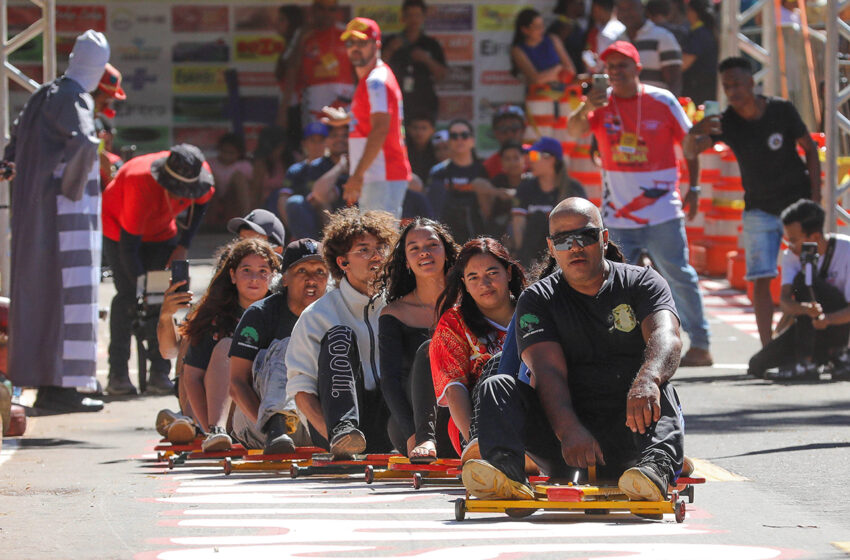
748, 200, 850, 380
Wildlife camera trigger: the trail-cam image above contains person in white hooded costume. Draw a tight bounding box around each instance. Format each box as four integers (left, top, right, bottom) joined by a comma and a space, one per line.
2, 30, 110, 412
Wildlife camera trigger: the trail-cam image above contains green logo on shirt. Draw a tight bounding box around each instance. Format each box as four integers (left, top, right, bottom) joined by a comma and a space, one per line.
519, 313, 540, 333
239, 326, 259, 344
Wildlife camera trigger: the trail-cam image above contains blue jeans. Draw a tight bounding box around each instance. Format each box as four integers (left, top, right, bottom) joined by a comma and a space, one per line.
359, 179, 408, 218
285, 195, 323, 240
741, 209, 783, 280
609, 218, 711, 350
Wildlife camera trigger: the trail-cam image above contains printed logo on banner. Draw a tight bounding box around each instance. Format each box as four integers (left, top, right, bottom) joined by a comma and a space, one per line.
481, 70, 522, 86
354, 6, 402, 32
116, 103, 169, 120
57, 6, 106, 33
126, 67, 159, 92
173, 66, 228, 94
238, 72, 279, 89
111, 8, 167, 33
234, 6, 279, 32
172, 6, 229, 33
115, 38, 164, 63
173, 96, 228, 123
173, 39, 230, 63
479, 38, 511, 58
234, 36, 285, 63
433, 34, 474, 62
436, 65, 473, 92
477, 4, 522, 32
438, 94, 474, 121
425, 4, 473, 32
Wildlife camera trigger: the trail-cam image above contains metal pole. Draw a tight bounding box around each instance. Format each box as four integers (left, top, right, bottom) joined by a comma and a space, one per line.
823, 0, 839, 232
43, 0, 55, 81
0, 0, 11, 296
762, 0, 779, 96
719, 0, 740, 104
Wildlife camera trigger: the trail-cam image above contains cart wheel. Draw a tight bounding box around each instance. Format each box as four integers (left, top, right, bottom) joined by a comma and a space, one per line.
365, 465, 374, 484
412, 472, 423, 490
684, 484, 695, 504
156, 452, 164, 463
167, 457, 175, 470
290, 464, 300, 479
674, 499, 686, 523
505, 508, 536, 518
224, 457, 232, 476
454, 498, 466, 521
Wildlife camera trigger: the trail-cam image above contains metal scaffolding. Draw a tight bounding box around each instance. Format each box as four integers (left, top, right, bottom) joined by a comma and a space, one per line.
0, 0, 56, 296
824, 0, 850, 233
719, 0, 781, 101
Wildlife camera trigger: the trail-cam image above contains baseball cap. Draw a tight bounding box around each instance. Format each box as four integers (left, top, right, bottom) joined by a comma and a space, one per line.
227, 209, 286, 247
341, 18, 381, 43
527, 137, 564, 161
304, 122, 329, 139
494, 105, 526, 122
600, 41, 641, 65
431, 130, 449, 145
98, 63, 126, 100
281, 238, 323, 272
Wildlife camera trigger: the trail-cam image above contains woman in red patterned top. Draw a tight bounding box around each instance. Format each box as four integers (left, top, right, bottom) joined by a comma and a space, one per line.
430, 238, 527, 454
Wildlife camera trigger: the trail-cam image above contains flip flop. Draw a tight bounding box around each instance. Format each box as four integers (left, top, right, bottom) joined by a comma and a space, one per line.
410, 454, 437, 465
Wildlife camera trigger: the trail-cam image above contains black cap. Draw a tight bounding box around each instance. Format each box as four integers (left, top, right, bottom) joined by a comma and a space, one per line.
227, 209, 286, 247
150, 144, 214, 199
281, 238, 323, 272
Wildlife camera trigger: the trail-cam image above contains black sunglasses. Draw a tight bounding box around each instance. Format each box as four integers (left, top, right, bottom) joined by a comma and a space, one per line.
449, 131, 472, 140
548, 227, 603, 251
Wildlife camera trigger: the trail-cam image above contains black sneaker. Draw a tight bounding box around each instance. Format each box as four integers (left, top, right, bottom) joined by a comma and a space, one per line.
618, 461, 669, 501
829, 349, 850, 381
769, 360, 819, 381
329, 421, 366, 459
33, 386, 104, 413
263, 414, 296, 455
106, 374, 137, 396
146, 371, 174, 395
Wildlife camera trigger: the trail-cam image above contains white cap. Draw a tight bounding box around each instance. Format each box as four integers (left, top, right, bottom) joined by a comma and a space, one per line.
64, 30, 110, 93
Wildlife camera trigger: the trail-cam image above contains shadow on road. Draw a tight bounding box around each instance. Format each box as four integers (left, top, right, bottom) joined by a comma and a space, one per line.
716, 441, 850, 459
686, 400, 850, 433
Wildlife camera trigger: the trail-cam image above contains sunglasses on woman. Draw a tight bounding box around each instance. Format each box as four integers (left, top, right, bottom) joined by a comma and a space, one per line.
449, 131, 472, 140
548, 227, 603, 252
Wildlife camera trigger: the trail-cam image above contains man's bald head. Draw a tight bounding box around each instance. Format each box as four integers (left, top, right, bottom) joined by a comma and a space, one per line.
549, 197, 603, 233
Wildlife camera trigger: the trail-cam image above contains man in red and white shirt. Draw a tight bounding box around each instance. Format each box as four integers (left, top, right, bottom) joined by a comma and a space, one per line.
323, 17, 411, 218
568, 41, 712, 367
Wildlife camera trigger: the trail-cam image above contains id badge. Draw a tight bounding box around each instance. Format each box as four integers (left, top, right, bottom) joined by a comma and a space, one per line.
618, 132, 638, 154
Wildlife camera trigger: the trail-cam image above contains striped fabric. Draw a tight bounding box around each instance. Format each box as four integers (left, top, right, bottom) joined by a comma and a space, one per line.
56, 160, 100, 390
618, 21, 682, 89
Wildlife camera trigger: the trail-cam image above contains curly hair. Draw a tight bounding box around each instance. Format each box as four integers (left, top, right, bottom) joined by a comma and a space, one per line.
436, 237, 527, 338
378, 218, 460, 303
321, 207, 399, 281
179, 238, 281, 347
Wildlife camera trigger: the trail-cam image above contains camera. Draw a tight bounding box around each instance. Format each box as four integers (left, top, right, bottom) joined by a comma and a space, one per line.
800, 242, 818, 266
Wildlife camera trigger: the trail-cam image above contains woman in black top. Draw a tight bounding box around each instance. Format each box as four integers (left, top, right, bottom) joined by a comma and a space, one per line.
681, 0, 718, 105
180, 239, 280, 450
378, 218, 459, 461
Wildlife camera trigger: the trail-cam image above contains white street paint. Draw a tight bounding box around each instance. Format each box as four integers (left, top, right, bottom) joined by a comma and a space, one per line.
0, 438, 19, 468
178, 508, 452, 516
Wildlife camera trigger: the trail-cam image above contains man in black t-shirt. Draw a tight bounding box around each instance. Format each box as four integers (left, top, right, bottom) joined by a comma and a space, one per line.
228, 238, 329, 453
383, 0, 447, 123
684, 57, 821, 348
463, 197, 685, 502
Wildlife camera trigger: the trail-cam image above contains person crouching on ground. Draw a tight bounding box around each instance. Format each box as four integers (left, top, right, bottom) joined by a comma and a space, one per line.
463, 197, 685, 502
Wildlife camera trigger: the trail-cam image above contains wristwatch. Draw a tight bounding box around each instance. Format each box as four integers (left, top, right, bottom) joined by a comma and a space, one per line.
687, 186, 701, 196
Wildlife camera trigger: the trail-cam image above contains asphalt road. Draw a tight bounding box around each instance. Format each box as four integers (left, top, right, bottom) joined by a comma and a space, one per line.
1, 242, 849, 559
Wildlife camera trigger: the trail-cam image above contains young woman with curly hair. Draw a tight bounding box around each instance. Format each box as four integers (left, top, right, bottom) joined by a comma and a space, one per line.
179, 238, 280, 451
378, 218, 460, 461
430, 237, 527, 456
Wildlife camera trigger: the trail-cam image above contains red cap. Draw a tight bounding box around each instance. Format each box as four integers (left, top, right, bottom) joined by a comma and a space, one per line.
97, 63, 126, 100
600, 41, 641, 65
340, 17, 381, 43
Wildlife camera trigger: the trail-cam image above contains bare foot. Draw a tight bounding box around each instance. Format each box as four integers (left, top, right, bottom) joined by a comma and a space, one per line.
410, 440, 437, 461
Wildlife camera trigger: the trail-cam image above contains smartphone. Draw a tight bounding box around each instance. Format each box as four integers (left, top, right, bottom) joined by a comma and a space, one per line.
592, 73, 609, 91
171, 260, 190, 292
703, 100, 721, 117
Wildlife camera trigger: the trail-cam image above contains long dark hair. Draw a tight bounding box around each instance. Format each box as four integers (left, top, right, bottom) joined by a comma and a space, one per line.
511, 8, 541, 77
379, 218, 460, 303
180, 238, 281, 346
688, 0, 716, 35
436, 237, 527, 338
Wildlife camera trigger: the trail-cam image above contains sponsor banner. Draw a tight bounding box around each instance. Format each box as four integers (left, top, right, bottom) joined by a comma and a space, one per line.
172, 66, 228, 94
425, 4, 473, 32
172, 5, 229, 33
9, 38, 42, 63
115, 102, 170, 121
7, 6, 39, 31
479, 70, 523, 87
237, 95, 279, 123
123, 66, 164, 94
110, 5, 168, 34
436, 65, 474, 93
476, 124, 499, 152
173, 125, 230, 153
433, 34, 474, 62
114, 126, 171, 153
478, 37, 512, 59
173, 39, 230, 63
438, 94, 474, 122
233, 35, 285, 63
114, 38, 166, 64
234, 6, 280, 32
173, 96, 229, 123
57, 6, 106, 32
477, 4, 523, 32
238, 71, 279, 89
354, 5, 402, 33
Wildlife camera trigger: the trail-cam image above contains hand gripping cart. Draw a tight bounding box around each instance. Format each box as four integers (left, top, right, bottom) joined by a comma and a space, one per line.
454, 467, 705, 523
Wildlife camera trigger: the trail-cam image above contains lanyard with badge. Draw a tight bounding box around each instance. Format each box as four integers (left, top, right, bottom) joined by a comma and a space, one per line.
611, 85, 642, 154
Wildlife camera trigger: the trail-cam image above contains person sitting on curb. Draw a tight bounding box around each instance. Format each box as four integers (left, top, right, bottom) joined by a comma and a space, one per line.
228, 238, 329, 454
286, 208, 403, 458
748, 200, 850, 381
463, 197, 685, 502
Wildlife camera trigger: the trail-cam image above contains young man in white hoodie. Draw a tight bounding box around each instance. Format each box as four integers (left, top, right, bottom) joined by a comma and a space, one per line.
286, 207, 401, 457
